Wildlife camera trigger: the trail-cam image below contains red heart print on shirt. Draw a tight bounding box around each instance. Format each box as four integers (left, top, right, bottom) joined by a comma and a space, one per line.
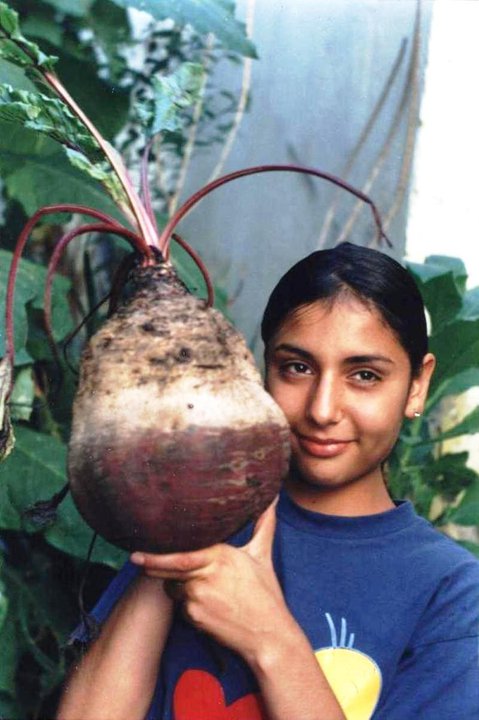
173, 669, 267, 720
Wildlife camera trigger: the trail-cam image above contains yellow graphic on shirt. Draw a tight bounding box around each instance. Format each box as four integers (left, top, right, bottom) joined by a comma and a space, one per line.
314, 614, 382, 720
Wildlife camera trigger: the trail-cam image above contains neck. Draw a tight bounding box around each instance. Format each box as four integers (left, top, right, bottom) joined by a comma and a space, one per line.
284, 470, 395, 517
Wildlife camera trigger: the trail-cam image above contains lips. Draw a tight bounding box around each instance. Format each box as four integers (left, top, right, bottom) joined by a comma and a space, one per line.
296, 434, 353, 458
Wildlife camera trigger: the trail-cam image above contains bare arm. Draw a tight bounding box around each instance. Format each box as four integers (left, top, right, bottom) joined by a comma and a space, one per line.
57, 574, 173, 720
132, 502, 346, 720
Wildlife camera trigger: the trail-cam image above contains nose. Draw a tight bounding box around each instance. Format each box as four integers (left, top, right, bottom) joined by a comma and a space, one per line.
306, 373, 342, 426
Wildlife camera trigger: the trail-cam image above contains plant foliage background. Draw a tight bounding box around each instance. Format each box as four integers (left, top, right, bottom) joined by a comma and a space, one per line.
0, 1, 478, 717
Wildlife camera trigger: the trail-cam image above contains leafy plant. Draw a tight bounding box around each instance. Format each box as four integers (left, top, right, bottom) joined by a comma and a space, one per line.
0, 1, 254, 716
389, 255, 479, 555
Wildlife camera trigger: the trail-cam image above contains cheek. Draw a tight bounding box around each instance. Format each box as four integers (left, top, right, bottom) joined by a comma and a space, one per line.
356, 389, 408, 438
267, 383, 301, 424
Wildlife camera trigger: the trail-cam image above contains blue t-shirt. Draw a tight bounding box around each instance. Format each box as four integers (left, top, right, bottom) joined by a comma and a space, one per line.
75, 491, 479, 719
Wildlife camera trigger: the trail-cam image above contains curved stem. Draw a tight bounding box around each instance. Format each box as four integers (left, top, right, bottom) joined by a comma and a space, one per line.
43, 222, 143, 365
171, 233, 214, 307
158, 164, 389, 257
4, 204, 141, 387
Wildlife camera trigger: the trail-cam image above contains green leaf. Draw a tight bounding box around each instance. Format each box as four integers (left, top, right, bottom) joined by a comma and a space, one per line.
421, 452, 477, 499
45, 493, 128, 568
428, 318, 479, 397
0, 248, 72, 363
42, 0, 96, 17
3, 149, 124, 221
427, 368, 479, 410
424, 255, 467, 289
9, 366, 34, 422
0, 2, 58, 71
449, 479, 479, 526
0, 426, 126, 568
138, 62, 205, 135
0, 83, 104, 159
111, 0, 257, 58
21, 13, 63, 48
407, 262, 463, 331
407, 406, 479, 447
0, 57, 36, 89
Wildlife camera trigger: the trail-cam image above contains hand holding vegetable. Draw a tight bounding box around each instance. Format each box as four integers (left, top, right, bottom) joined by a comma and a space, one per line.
130, 498, 288, 661
131, 499, 346, 720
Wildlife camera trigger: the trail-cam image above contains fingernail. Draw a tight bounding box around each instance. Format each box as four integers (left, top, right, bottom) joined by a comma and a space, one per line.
130, 552, 145, 565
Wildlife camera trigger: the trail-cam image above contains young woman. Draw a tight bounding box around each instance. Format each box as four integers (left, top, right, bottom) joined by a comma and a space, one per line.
57, 242, 479, 720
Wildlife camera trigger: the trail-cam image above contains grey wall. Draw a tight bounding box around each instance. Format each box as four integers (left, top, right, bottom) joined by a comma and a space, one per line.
177, 0, 432, 353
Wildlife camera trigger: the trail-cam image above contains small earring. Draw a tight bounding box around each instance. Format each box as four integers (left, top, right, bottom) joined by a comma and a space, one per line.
413, 411, 422, 418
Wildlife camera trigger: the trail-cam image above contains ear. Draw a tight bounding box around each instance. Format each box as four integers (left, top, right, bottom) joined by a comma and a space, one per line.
404, 353, 436, 419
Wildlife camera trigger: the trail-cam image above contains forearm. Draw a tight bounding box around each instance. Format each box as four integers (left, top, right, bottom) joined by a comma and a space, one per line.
57, 575, 173, 720
246, 617, 346, 720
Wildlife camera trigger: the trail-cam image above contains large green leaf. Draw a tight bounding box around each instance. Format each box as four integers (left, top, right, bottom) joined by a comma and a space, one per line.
0, 1, 58, 70
427, 367, 479, 410
2, 148, 124, 221
0, 83, 129, 207
0, 118, 57, 173
407, 261, 463, 331
0, 426, 126, 567
0, 56, 35, 88
0, 83, 103, 156
428, 318, 479, 397
424, 254, 467, 289
0, 249, 72, 363
111, 0, 257, 58
449, 479, 479, 526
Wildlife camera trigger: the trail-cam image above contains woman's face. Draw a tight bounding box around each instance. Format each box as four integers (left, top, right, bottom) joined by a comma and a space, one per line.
265, 296, 435, 513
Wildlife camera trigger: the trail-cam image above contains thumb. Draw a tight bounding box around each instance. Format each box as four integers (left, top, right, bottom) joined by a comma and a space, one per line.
245, 495, 279, 562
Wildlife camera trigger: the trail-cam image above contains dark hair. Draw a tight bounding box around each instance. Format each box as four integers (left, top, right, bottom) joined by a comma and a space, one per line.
261, 242, 428, 376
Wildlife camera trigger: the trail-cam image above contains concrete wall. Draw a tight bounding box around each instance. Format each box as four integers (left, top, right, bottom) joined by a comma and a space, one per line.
177, 0, 432, 351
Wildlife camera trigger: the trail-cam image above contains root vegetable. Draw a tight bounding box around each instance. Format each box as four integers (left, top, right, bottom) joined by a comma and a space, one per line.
68, 263, 290, 552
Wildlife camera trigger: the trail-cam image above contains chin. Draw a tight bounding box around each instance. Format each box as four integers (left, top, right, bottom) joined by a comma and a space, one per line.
288, 461, 350, 492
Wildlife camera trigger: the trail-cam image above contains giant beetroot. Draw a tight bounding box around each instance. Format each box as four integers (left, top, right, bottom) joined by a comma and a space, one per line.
68, 261, 290, 552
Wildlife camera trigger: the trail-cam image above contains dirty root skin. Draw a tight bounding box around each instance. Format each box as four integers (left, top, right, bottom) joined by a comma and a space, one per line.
68, 264, 290, 553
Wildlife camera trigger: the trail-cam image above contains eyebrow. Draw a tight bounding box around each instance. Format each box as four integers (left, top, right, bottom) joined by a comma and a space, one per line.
272, 343, 395, 365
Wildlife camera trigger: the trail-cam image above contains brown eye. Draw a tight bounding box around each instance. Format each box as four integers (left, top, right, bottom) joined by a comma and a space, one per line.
352, 370, 380, 383
282, 361, 312, 376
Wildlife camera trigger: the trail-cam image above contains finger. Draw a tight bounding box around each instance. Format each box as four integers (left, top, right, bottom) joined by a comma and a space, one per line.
245, 495, 278, 561
130, 547, 216, 574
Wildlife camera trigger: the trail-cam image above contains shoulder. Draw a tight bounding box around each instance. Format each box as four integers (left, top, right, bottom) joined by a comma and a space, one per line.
404, 517, 479, 645
408, 511, 479, 579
